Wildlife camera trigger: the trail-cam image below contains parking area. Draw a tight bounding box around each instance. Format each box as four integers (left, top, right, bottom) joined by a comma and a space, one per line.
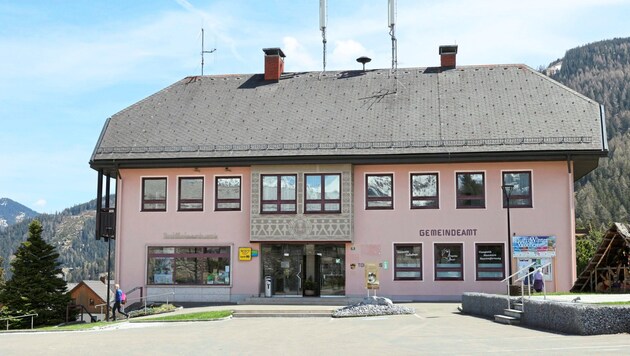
1, 302, 629, 355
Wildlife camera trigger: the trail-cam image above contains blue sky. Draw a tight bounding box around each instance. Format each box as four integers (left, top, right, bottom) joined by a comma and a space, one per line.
1, 0, 629, 214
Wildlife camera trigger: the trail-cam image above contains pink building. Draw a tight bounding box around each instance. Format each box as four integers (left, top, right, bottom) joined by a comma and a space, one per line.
90, 46, 607, 302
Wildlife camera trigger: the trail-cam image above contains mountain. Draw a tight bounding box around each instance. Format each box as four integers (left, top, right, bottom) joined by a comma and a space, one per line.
548, 37, 630, 229
0, 198, 39, 229
0, 198, 112, 283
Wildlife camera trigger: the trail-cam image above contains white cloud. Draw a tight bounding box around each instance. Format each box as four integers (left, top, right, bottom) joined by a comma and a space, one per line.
282, 37, 318, 71
34, 199, 47, 209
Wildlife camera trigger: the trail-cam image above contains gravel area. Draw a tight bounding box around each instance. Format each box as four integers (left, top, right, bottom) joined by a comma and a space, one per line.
332, 296, 415, 318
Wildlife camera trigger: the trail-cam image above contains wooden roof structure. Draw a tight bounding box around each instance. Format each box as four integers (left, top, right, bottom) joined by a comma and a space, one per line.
571, 223, 630, 292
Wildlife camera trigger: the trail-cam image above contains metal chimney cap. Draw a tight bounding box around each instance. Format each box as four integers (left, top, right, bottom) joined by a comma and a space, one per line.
356, 56, 372, 64
263, 48, 286, 57
439, 45, 458, 55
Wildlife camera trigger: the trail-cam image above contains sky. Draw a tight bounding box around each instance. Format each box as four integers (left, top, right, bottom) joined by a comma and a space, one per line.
0, 0, 629, 214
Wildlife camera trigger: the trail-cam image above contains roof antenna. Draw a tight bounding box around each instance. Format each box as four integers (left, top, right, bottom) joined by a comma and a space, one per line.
201, 28, 216, 76
320, 0, 327, 73
388, 0, 397, 75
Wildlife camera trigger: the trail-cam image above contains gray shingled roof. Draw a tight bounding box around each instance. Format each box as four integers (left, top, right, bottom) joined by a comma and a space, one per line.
91, 64, 607, 177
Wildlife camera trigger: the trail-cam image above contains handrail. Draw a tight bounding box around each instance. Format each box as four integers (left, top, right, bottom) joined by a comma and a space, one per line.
96, 291, 175, 318
0, 313, 38, 330
510, 262, 552, 312
502, 262, 536, 310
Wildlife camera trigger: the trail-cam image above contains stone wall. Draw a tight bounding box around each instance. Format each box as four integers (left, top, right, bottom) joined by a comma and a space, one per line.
461, 292, 630, 335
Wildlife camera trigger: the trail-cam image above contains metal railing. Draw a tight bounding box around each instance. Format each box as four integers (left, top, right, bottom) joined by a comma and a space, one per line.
502, 262, 552, 312
0, 313, 38, 330
96, 291, 175, 318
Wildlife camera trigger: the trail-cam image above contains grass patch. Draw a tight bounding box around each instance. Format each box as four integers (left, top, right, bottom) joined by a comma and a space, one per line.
595, 301, 630, 305
142, 310, 232, 321
37, 320, 120, 331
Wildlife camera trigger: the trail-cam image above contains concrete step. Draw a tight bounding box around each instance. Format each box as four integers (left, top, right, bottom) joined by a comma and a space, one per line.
494, 314, 521, 325
512, 302, 524, 311
232, 309, 333, 318
238, 297, 361, 306
504, 308, 523, 319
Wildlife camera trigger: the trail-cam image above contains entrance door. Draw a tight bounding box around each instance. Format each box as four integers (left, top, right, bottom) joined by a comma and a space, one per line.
303, 253, 321, 296
261, 244, 304, 296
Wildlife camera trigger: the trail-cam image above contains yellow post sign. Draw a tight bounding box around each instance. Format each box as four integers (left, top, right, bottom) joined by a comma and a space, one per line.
239, 247, 252, 261
365, 263, 379, 289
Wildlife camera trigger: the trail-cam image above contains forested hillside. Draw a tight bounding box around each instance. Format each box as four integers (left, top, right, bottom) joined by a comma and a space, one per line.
0, 199, 112, 283
551, 37, 630, 229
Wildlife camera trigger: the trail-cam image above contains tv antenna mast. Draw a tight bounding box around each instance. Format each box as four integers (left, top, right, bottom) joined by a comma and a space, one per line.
201, 28, 216, 75
320, 0, 327, 72
388, 0, 397, 74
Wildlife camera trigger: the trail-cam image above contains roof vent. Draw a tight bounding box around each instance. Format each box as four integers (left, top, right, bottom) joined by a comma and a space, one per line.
263, 48, 286, 81
439, 45, 458, 69
356, 56, 372, 71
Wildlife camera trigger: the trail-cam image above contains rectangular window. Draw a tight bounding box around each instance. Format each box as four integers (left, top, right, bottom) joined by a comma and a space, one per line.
476, 243, 505, 280
305, 174, 341, 213
366, 174, 393, 209
216, 176, 241, 211
261, 174, 297, 213
434, 243, 463, 280
394, 244, 422, 280
142, 177, 167, 211
502, 171, 532, 208
178, 177, 203, 211
456, 172, 485, 208
147, 246, 231, 285
411, 173, 439, 209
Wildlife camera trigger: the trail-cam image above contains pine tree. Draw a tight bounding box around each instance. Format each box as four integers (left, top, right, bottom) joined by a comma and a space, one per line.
0, 220, 71, 328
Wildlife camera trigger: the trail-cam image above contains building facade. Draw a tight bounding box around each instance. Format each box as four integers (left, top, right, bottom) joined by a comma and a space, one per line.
90, 46, 608, 302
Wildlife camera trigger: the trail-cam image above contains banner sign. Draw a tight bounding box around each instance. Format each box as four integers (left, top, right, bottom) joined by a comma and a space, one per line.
513, 236, 556, 257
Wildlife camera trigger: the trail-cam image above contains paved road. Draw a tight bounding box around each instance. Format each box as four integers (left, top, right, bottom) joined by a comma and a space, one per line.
1, 303, 629, 355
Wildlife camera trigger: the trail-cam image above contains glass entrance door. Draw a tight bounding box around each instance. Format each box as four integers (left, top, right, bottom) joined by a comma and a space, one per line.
316, 244, 345, 296
261, 244, 304, 296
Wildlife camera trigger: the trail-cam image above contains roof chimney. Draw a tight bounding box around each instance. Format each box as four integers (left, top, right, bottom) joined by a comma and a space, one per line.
263, 48, 285, 81
439, 45, 458, 69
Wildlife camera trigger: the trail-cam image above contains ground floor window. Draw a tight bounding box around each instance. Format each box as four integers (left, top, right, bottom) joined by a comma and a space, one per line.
475, 243, 505, 280
147, 246, 231, 285
394, 244, 422, 280
434, 243, 463, 280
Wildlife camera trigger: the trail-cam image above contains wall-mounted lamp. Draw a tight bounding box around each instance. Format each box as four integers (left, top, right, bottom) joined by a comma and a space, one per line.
225, 167, 231, 172
193, 167, 200, 172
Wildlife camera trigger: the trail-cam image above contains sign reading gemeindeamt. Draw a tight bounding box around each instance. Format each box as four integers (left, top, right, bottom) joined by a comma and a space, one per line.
513, 236, 557, 257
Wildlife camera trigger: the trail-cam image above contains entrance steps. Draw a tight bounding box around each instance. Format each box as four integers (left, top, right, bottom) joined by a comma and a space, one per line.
238, 296, 361, 306
494, 301, 524, 325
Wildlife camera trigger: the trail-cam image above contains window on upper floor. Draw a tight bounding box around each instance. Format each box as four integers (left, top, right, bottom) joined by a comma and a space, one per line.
142, 177, 167, 211
261, 174, 297, 213
216, 176, 242, 211
366, 174, 393, 209
502, 171, 532, 208
305, 174, 341, 213
394, 244, 423, 280
411, 173, 439, 209
456, 172, 485, 209
178, 177, 204, 211
435, 243, 463, 281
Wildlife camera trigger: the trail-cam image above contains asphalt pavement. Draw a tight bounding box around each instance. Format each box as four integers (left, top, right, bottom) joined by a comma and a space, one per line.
1, 296, 630, 355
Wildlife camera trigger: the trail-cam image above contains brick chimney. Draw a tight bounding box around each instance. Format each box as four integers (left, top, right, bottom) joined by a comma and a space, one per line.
263, 48, 286, 81
439, 45, 458, 69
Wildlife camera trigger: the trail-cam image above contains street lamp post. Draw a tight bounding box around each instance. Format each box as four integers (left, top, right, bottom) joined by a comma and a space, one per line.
501, 184, 514, 284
